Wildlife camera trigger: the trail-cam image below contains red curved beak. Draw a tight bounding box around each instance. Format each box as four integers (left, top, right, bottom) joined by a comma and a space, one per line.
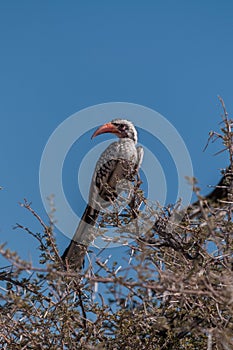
91, 122, 119, 139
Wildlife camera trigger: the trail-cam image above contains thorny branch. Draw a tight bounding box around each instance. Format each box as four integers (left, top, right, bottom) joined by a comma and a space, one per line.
0, 98, 233, 349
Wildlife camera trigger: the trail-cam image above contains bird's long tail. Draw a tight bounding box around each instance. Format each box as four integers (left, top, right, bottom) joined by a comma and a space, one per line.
61, 205, 99, 270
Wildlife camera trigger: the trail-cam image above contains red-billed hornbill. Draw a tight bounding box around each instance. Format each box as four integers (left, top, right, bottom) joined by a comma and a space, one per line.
62, 119, 144, 269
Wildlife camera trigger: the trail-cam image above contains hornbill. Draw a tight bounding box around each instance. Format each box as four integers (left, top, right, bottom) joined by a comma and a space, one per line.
62, 119, 144, 270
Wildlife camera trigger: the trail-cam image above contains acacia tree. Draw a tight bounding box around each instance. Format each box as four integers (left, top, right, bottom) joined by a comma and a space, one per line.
0, 99, 233, 350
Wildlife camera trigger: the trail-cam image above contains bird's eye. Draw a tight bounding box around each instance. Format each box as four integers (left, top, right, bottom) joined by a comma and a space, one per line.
119, 124, 127, 131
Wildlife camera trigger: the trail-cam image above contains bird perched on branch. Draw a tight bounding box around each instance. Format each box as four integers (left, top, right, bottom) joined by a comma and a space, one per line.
62, 119, 144, 270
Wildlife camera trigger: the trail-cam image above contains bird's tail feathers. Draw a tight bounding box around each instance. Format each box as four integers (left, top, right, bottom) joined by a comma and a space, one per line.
61, 204, 99, 269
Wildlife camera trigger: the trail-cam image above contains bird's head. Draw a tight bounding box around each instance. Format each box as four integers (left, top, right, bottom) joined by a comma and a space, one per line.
91, 119, 138, 144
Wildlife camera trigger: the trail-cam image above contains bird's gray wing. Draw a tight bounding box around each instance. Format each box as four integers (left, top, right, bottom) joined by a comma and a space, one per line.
94, 158, 137, 205
135, 146, 144, 173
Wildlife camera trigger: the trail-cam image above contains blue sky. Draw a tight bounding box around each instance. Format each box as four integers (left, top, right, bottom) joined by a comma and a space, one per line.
1, 1, 233, 265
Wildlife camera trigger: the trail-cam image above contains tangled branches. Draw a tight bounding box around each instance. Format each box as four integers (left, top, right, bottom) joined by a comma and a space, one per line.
1, 98, 233, 349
